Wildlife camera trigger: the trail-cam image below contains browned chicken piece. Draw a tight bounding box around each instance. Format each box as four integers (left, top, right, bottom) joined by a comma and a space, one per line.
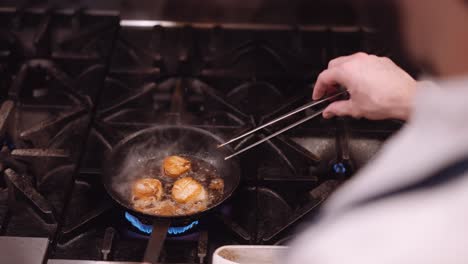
209, 178, 224, 191
132, 178, 163, 201
163, 155, 191, 178
172, 177, 207, 204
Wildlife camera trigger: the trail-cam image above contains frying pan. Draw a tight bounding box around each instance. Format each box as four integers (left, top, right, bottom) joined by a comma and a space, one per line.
102, 125, 241, 264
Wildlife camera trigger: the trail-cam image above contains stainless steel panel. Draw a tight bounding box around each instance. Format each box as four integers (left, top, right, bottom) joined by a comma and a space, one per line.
0, 236, 49, 264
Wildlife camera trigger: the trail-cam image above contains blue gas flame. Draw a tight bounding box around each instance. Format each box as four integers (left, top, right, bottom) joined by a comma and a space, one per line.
333, 162, 347, 174
124, 212, 199, 235
1, 134, 16, 150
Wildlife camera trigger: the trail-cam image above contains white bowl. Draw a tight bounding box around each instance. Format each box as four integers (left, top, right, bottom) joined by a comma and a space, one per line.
213, 245, 289, 264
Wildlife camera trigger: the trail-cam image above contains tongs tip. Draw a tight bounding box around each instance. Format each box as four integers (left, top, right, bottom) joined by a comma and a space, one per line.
220, 90, 348, 160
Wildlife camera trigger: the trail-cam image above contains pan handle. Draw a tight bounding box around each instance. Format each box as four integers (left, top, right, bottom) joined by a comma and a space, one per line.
143, 219, 171, 264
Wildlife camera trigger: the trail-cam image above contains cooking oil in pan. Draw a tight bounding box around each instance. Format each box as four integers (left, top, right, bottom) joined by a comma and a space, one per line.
131, 155, 224, 216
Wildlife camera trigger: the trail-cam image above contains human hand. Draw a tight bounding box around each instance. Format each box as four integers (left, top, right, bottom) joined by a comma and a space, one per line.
313, 52, 417, 120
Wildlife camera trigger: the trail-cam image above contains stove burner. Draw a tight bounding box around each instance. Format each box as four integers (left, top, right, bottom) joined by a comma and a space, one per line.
0, 134, 15, 151
333, 162, 347, 174
124, 211, 199, 235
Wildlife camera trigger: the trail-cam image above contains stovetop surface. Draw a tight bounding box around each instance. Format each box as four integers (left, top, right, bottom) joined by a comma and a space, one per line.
0, 7, 405, 264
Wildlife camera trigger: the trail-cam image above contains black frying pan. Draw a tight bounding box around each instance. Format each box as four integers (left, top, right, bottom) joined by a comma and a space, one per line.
102, 125, 240, 263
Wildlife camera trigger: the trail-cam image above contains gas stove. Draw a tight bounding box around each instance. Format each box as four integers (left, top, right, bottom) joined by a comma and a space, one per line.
0, 6, 405, 264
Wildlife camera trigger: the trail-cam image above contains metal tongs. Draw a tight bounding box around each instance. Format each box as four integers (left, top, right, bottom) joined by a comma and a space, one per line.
219, 90, 349, 160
